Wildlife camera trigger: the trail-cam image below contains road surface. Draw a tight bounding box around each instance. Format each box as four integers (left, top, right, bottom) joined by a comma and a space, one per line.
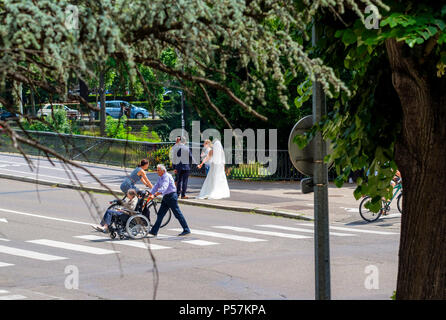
0, 179, 400, 300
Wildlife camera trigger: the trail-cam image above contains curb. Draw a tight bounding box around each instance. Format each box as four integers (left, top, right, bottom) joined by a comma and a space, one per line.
0, 173, 313, 221
176, 199, 313, 221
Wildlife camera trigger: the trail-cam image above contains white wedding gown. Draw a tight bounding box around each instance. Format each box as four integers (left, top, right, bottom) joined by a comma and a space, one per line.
197, 140, 230, 199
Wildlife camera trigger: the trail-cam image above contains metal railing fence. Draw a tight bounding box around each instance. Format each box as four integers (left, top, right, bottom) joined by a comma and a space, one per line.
1, 131, 336, 181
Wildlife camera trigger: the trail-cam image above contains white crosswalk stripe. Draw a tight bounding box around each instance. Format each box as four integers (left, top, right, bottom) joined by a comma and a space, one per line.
74, 235, 171, 250
296, 223, 399, 235
256, 224, 356, 237
0, 294, 27, 300
181, 239, 219, 246
0, 262, 14, 268
213, 226, 311, 239
168, 228, 266, 242
0, 244, 68, 261
157, 233, 219, 246
27, 239, 119, 255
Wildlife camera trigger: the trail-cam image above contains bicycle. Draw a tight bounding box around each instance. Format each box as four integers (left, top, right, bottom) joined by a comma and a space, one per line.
359, 183, 403, 222
106, 190, 172, 239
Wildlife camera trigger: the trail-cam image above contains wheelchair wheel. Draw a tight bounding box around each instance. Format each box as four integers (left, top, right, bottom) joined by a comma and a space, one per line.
359, 196, 383, 222
125, 214, 150, 239
110, 232, 116, 239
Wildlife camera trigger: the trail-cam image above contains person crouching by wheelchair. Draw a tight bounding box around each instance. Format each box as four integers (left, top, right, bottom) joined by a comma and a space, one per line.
92, 189, 138, 233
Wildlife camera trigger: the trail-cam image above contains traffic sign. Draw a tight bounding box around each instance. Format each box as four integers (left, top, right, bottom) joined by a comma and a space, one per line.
288, 115, 333, 177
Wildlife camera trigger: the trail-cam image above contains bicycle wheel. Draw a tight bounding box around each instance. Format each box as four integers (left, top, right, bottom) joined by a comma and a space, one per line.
397, 193, 403, 214
146, 201, 172, 228
359, 196, 383, 222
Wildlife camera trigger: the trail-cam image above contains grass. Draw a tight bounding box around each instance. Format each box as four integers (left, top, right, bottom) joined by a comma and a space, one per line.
79, 129, 162, 143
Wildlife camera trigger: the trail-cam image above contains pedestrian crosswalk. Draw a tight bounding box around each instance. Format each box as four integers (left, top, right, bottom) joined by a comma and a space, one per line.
0, 223, 399, 268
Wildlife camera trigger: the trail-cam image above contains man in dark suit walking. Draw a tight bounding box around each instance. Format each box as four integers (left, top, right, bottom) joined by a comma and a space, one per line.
171, 136, 182, 188
173, 136, 193, 199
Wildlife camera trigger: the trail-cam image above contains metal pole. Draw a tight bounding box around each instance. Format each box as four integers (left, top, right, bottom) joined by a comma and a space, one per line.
312, 22, 331, 300
181, 90, 185, 137
175, 49, 186, 138
99, 70, 106, 137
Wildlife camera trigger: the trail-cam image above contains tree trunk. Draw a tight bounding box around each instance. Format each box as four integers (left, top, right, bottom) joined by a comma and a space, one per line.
79, 79, 89, 120
386, 38, 446, 299
30, 90, 36, 116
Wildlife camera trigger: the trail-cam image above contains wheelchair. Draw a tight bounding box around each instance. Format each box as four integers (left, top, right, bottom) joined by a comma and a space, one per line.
106, 190, 172, 240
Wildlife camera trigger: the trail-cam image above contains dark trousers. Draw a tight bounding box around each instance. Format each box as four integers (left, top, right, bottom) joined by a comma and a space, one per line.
176, 169, 190, 197
101, 209, 123, 226
149, 192, 190, 235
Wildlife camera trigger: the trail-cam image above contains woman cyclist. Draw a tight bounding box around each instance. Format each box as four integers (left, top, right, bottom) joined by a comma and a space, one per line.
390, 170, 402, 188
120, 159, 153, 194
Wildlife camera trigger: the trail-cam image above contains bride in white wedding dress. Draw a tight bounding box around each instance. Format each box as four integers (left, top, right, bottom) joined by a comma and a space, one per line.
197, 140, 230, 199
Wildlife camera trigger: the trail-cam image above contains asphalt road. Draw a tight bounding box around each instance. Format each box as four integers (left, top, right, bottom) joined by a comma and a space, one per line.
0, 179, 400, 300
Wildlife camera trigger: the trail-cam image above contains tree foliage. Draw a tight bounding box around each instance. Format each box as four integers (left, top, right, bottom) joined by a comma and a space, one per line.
293, 1, 446, 211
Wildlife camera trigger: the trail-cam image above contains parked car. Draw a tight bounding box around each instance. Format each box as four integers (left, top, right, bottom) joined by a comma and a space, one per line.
37, 104, 81, 120
98, 100, 150, 119
0, 109, 19, 121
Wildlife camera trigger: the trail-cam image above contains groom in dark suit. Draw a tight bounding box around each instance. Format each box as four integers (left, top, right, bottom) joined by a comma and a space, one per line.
173, 137, 193, 199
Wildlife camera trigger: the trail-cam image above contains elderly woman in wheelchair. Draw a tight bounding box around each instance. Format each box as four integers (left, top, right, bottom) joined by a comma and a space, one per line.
92, 189, 139, 234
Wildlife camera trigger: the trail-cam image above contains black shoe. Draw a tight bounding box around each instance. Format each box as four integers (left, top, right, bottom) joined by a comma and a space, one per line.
178, 230, 191, 236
